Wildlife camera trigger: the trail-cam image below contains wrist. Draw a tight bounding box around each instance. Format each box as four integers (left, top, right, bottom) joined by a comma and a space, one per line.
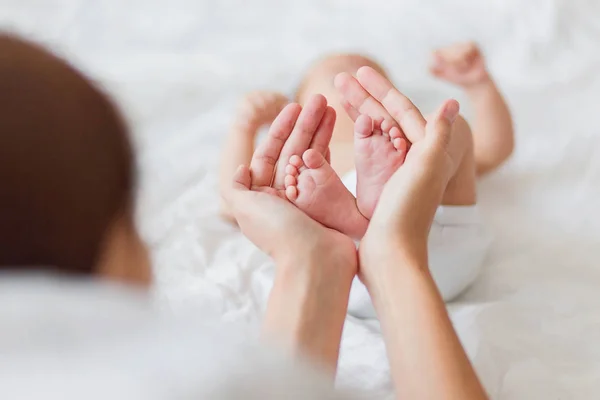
273, 230, 357, 278
359, 231, 429, 287
463, 74, 494, 96
274, 240, 356, 287
265, 241, 356, 372
361, 244, 432, 302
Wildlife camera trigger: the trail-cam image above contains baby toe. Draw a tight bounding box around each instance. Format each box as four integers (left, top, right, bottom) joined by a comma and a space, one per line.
285, 164, 299, 176
381, 119, 394, 133
302, 149, 326, 170
393, 138, 407, 153
284, 174, 297, 188
389, 126, 402, 139
289, 155, 303, 168
285, 185, 298, 201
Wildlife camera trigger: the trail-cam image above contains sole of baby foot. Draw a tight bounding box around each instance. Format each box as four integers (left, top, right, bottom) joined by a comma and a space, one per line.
285, 149, 368, 239
354, 114, 408, 219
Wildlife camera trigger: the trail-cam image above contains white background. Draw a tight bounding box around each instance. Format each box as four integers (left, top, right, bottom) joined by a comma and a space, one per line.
2, 0, 600, 398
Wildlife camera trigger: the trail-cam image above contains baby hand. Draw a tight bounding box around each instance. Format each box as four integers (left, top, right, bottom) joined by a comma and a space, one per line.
235, 91, 289, 130
430, 42, 490, 88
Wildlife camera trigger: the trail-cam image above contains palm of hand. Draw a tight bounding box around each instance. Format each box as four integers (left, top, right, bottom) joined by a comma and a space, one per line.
249, 170, 358, 267
252, 184, 286, 200
233, 186, 312, 245
333, 65, 460, 278
227, 96, 357, 270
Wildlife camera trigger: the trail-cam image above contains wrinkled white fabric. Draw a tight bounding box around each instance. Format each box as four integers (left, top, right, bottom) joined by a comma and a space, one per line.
2, 1, 600, 398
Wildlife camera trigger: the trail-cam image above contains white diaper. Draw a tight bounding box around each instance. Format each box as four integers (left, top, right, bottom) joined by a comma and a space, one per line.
342, 170, 493, 319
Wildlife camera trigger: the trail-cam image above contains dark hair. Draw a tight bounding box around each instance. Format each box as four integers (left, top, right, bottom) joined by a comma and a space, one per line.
0, 34, 135, 274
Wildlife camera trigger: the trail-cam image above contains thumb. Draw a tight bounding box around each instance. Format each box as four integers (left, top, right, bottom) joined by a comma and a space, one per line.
324, 147, 331, 164
232, 164, 252, 190
223, 165, 251, 209
425, 99, 459, 149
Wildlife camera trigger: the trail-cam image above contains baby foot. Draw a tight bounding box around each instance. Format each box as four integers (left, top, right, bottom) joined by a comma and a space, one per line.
285, 149, 368, 239
354, 115, 408, 219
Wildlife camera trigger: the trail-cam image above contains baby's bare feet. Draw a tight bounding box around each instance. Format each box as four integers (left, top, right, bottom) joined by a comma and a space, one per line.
285, 149, 368, 239
354, 115, 407, 219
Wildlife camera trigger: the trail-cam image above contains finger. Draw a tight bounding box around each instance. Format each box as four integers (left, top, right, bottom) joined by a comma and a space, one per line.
426, 99, 459, 148
356, 66, 427, 143
464, 44, 480, 65
435, 43, 471, 63
324, 147, 331, 164
334, 72, 397, 130
456, 42, 478, 60
309, 106, 336, 157
341, 99, 360, 121
224, 165, 251, 209
232, 164, 252, 190
273, 94, 327, 188
250, 103, 302, 187
430, 68, 445, 79
436, 44, 477, 71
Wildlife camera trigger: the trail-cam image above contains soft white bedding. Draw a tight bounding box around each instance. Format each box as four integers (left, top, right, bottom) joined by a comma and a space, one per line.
2, 0, 600, 398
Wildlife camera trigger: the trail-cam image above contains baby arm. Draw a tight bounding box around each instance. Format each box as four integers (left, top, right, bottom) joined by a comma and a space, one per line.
431, 42, 514, 175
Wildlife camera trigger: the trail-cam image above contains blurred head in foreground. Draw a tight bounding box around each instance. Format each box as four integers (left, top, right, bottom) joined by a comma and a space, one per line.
0, 34, 151, 285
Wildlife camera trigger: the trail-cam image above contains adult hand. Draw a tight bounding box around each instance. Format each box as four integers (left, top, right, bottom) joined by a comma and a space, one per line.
223, 94, 355, 270
223, 95, 358, 373
337, 67, 488, 400
336, 66, 462, 277
248, 94, 335, 196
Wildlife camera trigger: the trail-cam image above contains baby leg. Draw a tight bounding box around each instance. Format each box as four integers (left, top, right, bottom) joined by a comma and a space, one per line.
219, 92, 288, 222
431, 42, 514, 175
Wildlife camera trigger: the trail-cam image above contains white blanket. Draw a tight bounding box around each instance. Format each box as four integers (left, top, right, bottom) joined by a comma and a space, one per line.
2, 0, 600, 398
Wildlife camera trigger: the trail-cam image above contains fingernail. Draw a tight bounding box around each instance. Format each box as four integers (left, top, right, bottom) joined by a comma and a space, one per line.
442, 100, 459, 123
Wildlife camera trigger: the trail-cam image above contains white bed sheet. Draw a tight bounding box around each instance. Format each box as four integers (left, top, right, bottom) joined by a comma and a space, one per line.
2, 0, 600, 398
